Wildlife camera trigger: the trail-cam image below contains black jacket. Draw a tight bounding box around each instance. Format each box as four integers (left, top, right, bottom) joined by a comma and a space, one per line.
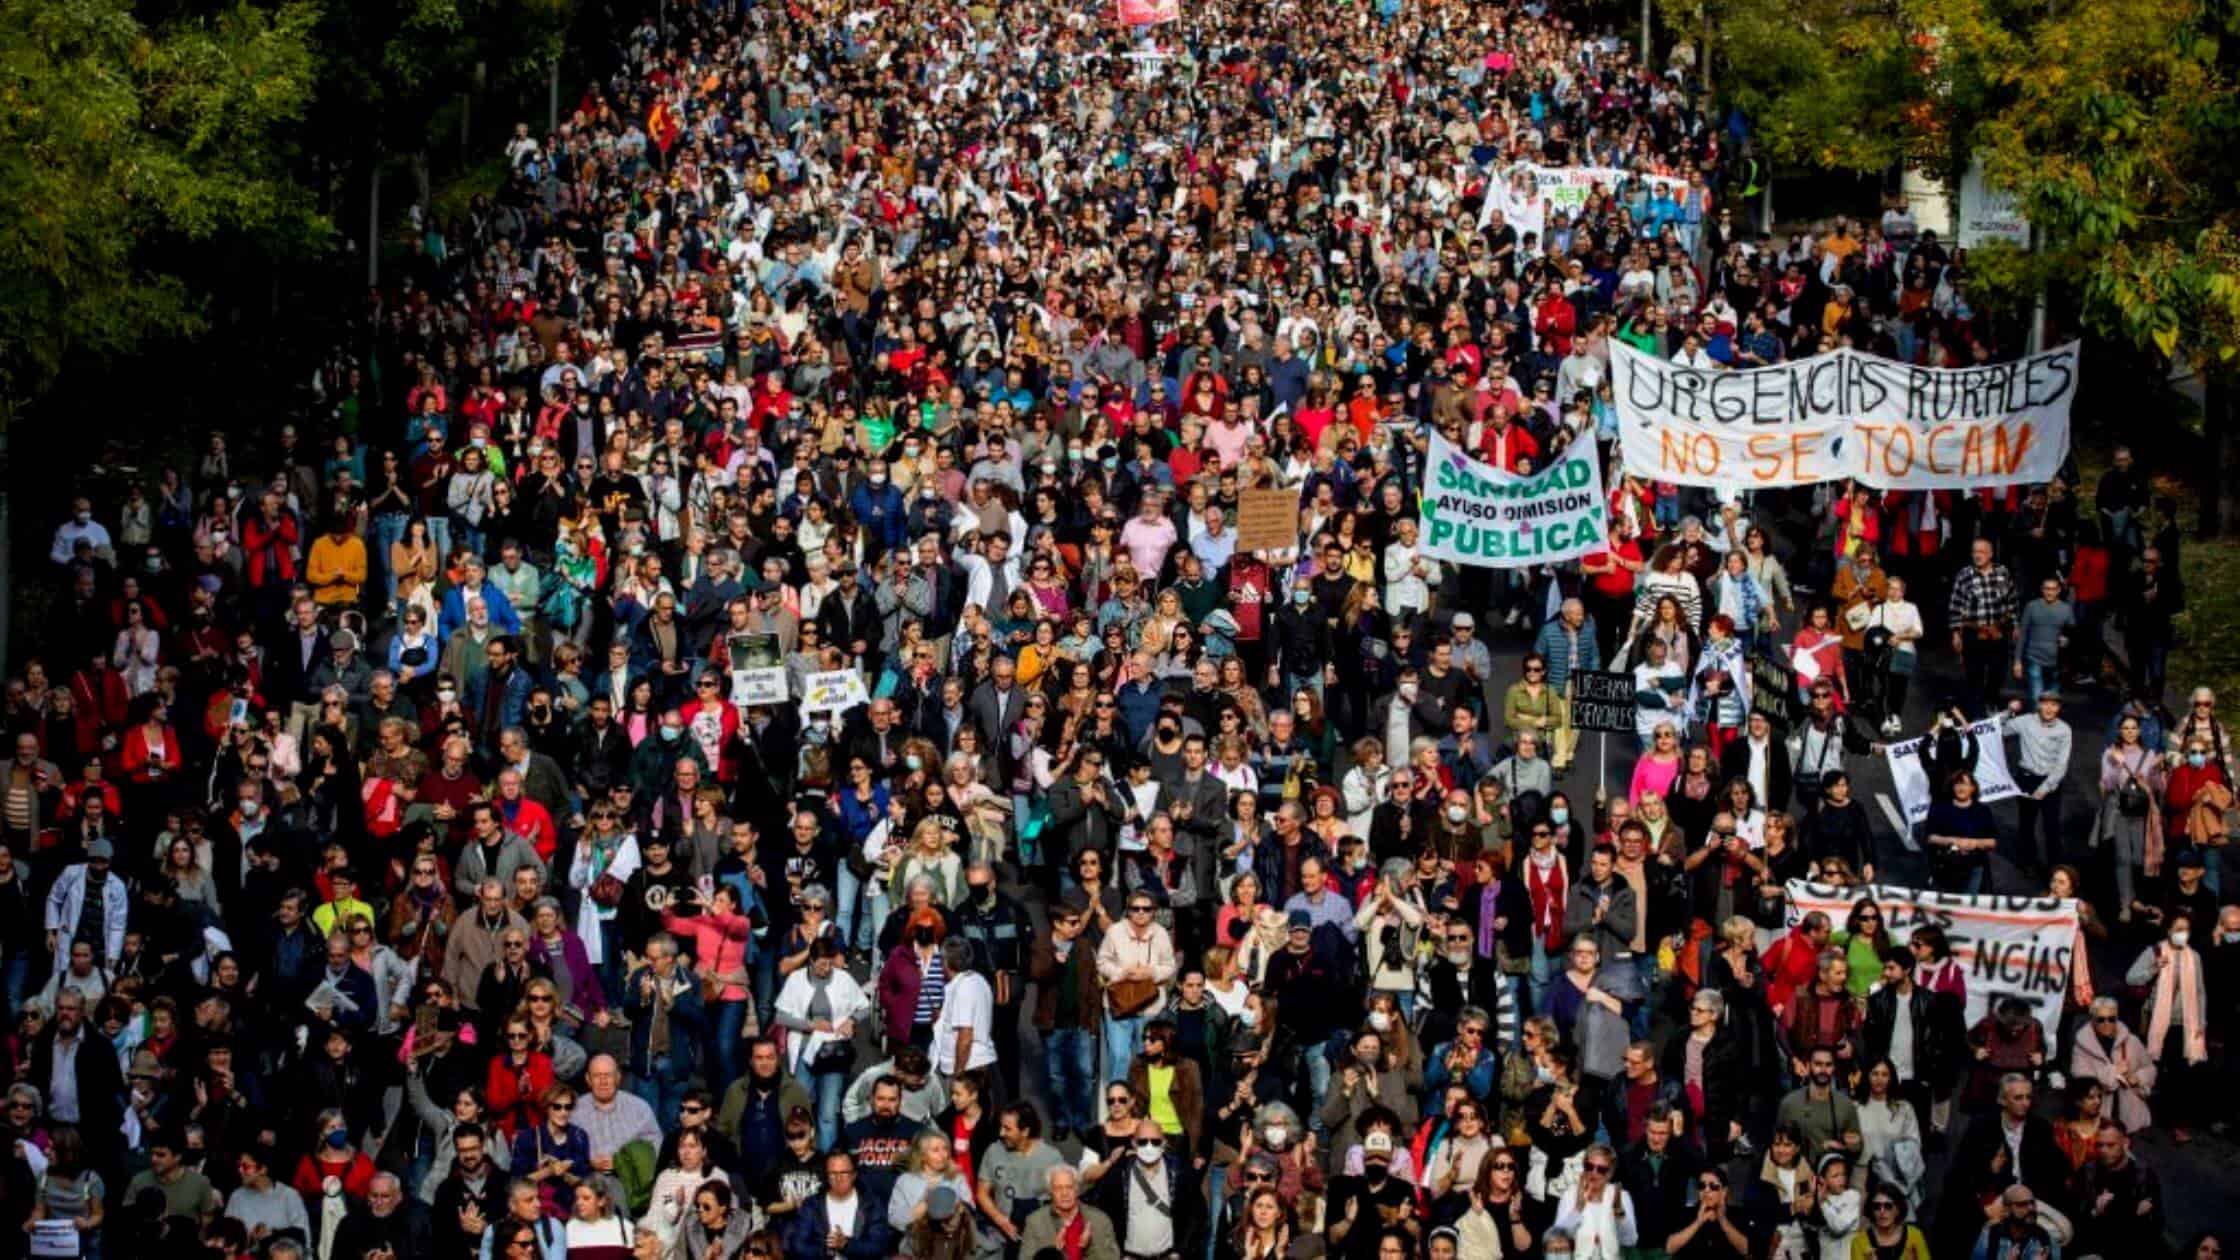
1862, 981, 1966, 1091
328, 1202, 434, 1260
1719, 735, 1793, 813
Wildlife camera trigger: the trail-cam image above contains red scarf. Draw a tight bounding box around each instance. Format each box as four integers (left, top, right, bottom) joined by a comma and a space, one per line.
1526, 854, 1568, 951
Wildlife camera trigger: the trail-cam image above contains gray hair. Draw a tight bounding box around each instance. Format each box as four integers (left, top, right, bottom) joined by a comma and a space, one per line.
941, 936, 977, 974
5, 1084, 40, 1114
1378, 857, 1414, 885
1046, 1163, 1081, 1193
1692, 989, 1727, 1018
2090, 995, 2121, 1017
531, 895, 564, 919
906, 874, 938, 898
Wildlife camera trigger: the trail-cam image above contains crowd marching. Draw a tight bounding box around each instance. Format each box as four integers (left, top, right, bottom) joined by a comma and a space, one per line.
4, 0, 2237, 1257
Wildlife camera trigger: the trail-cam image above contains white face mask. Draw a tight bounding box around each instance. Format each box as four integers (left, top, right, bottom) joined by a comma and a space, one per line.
1368, 1011, 1392, 1032
1262, 1125, 1289, 1148
2171, 930, 2191, 949
1445, 804, 1467, 823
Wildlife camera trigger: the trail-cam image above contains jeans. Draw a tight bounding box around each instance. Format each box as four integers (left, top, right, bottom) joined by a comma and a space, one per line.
2022, 660, 2057, 702
1102, 1014, 1147, 1104
837, 865, 865, 950
595, 921, 624, 1010
631, 1053, 692, 1127
1627, 953, 1658, 1040
1301, 1038, 1335, 1137
1203, 1165, 1228, 1260
709, 999, 750, 1097
1528, 937, 1555, 1016
1045, 1027, 1095, 1133
372, 512, 409, 603
425, 515, 452, 562
2013, 777, 2062, 873
808, 1064, 848, 1149
753, 950, 779, 1033
0, 955, 34, 1023
862, 886, 891, 955
1285, 671, 1325, 702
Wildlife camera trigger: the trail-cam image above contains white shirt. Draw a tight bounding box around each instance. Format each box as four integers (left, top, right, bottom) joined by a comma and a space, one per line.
48, 1033, 83, 1123
826, 1190, 861, 1240
1889, 986, 1917, 1081
933, 971, 997, 1075
1123, 1159, 1176, 1255
1745, 737, 1770, 808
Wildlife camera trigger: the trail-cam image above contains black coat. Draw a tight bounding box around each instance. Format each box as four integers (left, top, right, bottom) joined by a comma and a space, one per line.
1718, 735, 1793, 814
1661, 1027, 1748, 1161
25, 1026, 124, 1162
328, 1201, 434, 1260
1862, 981, 1966, 1091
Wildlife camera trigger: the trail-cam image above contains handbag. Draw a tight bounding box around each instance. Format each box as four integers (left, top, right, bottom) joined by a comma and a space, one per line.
809, 1037, 857, 1074
590, 873, 627, 906
1105, 976, 1160, 1018
1843, 601, 1873, 632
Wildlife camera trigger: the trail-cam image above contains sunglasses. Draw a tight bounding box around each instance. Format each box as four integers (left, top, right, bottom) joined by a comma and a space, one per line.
1585, 1161, 1613, 1174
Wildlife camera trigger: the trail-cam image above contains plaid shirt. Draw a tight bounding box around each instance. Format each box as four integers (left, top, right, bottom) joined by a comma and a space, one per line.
1949, 562, 2019, 629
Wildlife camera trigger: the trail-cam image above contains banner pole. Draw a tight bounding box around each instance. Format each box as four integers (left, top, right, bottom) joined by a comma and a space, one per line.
1597, 732, 1607, 801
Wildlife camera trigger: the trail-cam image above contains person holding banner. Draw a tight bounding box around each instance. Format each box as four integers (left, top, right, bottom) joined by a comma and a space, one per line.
1922, 771, 1999, 896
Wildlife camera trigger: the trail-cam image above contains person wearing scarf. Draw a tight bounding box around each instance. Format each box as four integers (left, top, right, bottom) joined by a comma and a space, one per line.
1523, 822, 1569, 1013
2126, 914, 2209, 1143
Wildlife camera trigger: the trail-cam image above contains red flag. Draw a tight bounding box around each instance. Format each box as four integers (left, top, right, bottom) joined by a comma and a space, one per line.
648, 100, 681, 153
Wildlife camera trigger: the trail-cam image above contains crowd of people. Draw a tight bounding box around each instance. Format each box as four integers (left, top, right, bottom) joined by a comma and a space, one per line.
5, 0, 2240, 1257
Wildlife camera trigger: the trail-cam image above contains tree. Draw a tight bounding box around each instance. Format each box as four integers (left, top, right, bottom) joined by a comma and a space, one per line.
0, 0, 324, 389
0, 0, 325, 668
1665, 0, 1922, 173
1969, 0, 2240, 531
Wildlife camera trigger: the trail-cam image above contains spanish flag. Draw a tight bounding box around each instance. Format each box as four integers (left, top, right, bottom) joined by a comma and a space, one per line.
648, 99, 681, 153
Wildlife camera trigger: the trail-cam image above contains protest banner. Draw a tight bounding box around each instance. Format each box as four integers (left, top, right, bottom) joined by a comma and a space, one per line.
1234, 487, 1301, 552
1884, 717, 2019, 823
1567, 670, 1637, 734
1785, 881, 2078, 1042
1611, 341, 2078, 490
800, 669, 869, 715
1117, 0, 1178, 24
1420, 430, 1608, 566
731, 668, 788, 706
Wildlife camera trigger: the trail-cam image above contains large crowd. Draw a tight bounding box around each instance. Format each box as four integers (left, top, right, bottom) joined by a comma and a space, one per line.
4, 0, 2238, 1257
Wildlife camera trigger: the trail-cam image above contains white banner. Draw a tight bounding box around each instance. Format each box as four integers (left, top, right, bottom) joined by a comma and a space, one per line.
1883, 717, 2019, 824
800, 669, 869, 715
731, 667, 788, 706
1612, 341, 2078, 490
1785, 881, 2078, 1043
1421, 429, 1609, 567
1958, 156, 2030, 250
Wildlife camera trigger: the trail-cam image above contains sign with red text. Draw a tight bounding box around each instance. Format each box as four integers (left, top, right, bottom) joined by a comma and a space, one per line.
1117, 0, 1178, 24
1612, 342, 2077, 490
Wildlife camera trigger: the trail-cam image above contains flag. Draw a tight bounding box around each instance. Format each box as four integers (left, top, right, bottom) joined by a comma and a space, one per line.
648, 100, 681, 153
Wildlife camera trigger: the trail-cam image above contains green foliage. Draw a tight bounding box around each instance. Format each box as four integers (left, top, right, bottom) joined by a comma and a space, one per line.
1958, 0, 2240, 374
0, 0, 325, 392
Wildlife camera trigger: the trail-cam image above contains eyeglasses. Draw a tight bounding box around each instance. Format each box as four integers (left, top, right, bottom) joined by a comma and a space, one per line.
351, 927, 372, 937
1525, 665, 1545, 674
1699, 1178, 1726, 1190
507, 1033, 532, 1042
529, 994, 554, 1004
1585, 1161, 1613, 1174
1128, 905, 1155, 915
1489, 1160, 1517, 1171
1106, 1093, 1132, 1106
1445, 934, 1471, 944
548, 1102, 574, 1113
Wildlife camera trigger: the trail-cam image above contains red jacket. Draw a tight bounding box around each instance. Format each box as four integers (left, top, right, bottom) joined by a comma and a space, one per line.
118, 723, 182, 785
484, 1051, 557, 1138
1762, 928, 1822, 1019
241, 512, 301, 588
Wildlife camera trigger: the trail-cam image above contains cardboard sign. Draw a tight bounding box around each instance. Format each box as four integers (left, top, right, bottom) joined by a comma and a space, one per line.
1612, 342, 2078, 490
1567, 670, 1637, 734
729, 631, 782, 670
1234, 487, 1301, 553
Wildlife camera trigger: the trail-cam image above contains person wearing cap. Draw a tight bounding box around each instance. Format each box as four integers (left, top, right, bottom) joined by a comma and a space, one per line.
44, 836, 128, 969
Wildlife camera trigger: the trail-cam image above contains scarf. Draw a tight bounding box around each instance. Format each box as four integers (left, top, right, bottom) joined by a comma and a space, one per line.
2145, 945, 2207, 1065
1478, 880, 1501, 960
1526, 851, 1566, 950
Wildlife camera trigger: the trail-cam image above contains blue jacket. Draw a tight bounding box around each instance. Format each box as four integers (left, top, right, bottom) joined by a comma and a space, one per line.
785, 1192, 895, 1259
439, 580, 522, 643
622, 962, 706, 1077
463, 663, 533, 732
1531, 615, 1602, 690
847, 482, 908, 551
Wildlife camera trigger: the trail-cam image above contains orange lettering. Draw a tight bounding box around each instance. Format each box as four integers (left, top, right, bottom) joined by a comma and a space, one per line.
1929, 425, 1957, 476
1883, 426, 1916, 478
1992, 422, 2034, 475
1747, 434, 1785, 482
1660, 429, 1722, 476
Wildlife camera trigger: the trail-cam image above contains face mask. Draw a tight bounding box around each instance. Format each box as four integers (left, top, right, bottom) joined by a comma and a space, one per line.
2190, 752, 2208, 768
1292, 589, 1311, 606
239, 801, 259, 818
1262, 1125, 1288, 1148
1446, 948, 1472, 966
1238, 1007, 1258, 1029
324, 1130, 350, 1150
2222, 931, 2240, 944
971, 883, 995, 905
1550, 807, 1569, 826
2171, 930, 2191, 948
1135, 1142, 1165, 1164
1363, 1162, 1390, 1184
869, 473, 888, 486
436, 687, 457, 702
913, 925, 937, 946
1368, 1011, 1392, 1032
1445, 804, 1467, 823
146, 558, 163, 573
74, 512, 90, 525
661, 726, 683, 742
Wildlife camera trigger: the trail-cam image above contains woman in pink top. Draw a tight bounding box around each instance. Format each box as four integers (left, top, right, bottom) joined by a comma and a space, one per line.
663, 882, 754, 1092
1629, 723, 1685, 806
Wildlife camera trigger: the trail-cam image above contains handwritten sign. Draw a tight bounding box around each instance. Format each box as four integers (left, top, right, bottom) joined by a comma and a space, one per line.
800, 670, 869, 715
1612, 342, 2077, 490
1567, 670, 1636, 734
731, 668, 789, 706
1234, 487, 1300, 553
